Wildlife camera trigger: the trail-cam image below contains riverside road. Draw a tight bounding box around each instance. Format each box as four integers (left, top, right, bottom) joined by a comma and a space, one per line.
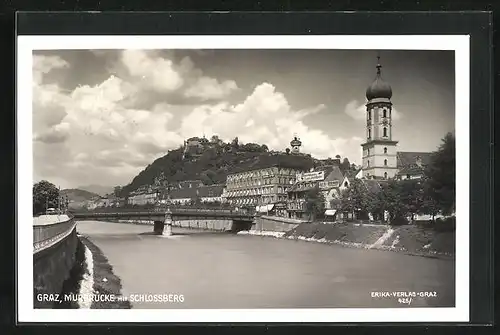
77, 221, 455, 309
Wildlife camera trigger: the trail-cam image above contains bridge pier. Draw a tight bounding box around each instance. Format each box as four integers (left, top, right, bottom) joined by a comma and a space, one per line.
163, 210, 173, 236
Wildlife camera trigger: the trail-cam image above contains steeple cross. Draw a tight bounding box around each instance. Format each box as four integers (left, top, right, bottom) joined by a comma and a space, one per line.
376, 55, 382, 75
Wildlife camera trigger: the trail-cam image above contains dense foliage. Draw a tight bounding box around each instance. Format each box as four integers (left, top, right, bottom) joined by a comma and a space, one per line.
33, 180, 60, 215
304, 186, 326, 221
423, 132, 455, 215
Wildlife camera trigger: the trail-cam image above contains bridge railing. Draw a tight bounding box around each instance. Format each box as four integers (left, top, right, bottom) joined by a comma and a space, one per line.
33, 214, 76, 254
71, 208, 256, 219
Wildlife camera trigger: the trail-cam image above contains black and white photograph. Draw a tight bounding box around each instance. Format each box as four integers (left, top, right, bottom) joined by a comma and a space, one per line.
18, 34, 470, 323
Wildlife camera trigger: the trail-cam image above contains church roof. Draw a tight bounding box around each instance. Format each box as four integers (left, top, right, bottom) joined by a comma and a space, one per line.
396, 151, 434, 176
361, 179, 383, 194
323, 165, 344, 182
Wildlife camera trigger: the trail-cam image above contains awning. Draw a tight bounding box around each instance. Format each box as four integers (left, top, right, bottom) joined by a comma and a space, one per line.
325, 209, 337, 216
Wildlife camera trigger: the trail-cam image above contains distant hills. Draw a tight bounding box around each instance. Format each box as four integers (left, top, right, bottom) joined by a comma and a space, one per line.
76, 184, 114, 197
61, 188, 102, 209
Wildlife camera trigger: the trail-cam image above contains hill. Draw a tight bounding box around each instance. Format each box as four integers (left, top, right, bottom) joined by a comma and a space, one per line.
120, 138, 356, 197
61, 188, 102, 209
76, 184, 114, 197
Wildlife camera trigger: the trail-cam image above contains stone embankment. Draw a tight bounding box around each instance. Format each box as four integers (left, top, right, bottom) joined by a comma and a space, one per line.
240, 218, 455, 259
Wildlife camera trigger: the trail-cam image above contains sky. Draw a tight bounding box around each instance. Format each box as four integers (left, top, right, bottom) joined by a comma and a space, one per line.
32, 49, 455, 189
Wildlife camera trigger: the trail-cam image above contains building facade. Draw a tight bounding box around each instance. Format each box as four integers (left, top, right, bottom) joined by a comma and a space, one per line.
222, 164, 309, 212
286, 165, 345, 219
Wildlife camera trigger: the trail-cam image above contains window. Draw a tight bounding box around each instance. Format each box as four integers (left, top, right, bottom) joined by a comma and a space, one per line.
344, 181, 348, 187
406, 174, 411, 179
384, 172, 388, 179
368, 128, 371, 139
383, 109, 387, 118
383, 127, 388, 137
384, 147, 387, 154
367, 148, 370, 156
384, 159, 388, 166
367, 160, 370, 168
368, 110, 371, 120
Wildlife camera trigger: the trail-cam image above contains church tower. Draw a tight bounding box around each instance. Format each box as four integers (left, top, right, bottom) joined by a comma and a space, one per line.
361, 56, 398, 179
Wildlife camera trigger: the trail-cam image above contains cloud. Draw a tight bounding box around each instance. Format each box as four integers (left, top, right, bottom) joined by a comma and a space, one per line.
121, 49, 184, 93
32, 52, 364, 189
33, 55, 69, 84
344, 99, 402, 120
179, 83, 360, 160
184, 77, 238, 100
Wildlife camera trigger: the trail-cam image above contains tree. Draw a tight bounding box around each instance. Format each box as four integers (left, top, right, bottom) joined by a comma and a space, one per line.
335, 154, 341, 159
304, 186, 326, 221
379, 180, 410, 225
261, 144, 269, 152
231, 137, 239, 149
285, 148, 291, 155
340, 157, 351, 173
423, 132, 455, 215
339, 179, 368, 220
210, 135, 220, 144
33, 180, 60, 215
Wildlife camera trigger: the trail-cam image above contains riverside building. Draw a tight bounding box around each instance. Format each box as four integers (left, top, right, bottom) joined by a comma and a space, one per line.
286, 164, 345, 220
222, 152, 313, 215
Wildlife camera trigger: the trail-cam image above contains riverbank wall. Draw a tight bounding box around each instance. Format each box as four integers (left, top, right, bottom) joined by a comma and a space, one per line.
33, 227, 79, 308
252, 215, 307, 232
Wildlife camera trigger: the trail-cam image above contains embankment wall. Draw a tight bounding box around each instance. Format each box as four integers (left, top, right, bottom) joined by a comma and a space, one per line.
33, 228, 78, 308
252, 215, 307, 232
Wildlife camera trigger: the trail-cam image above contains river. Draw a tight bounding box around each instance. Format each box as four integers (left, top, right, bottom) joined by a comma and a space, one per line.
76, 220, 455, 309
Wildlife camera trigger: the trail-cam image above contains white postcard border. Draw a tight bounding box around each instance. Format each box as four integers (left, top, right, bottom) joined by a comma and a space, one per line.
17, 35, 469, 323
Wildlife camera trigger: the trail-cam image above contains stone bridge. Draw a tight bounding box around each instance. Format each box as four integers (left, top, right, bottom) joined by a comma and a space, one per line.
71, 208, 255, 235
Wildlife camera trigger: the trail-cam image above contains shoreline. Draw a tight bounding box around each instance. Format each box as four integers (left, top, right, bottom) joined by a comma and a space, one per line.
237, 229, 455, 261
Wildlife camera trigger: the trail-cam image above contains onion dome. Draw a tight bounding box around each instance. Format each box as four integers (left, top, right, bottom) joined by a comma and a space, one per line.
366, 56, 392, 101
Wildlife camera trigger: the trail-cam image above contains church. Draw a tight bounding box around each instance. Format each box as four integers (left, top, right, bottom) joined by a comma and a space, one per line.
360, 57, 433, 181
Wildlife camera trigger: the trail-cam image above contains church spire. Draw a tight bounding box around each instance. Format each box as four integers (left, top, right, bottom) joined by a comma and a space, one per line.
376, 54, 382, 75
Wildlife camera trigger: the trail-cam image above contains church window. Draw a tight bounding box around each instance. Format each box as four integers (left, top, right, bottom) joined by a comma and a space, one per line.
368, 128, 371, 139
384, 172, 388, 179
344, 181, 348, 187
383, 127, 388, 137
368, 110, 371, 120
383, 109, 387, 118
367, 148, 370, 156
384, 159, 388, 166
367, 160, 370, 168
384, 147, 387, 154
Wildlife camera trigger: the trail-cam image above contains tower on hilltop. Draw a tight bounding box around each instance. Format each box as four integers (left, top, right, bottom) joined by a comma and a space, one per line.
361, 55, 398, 180
290, 134, 302, 154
